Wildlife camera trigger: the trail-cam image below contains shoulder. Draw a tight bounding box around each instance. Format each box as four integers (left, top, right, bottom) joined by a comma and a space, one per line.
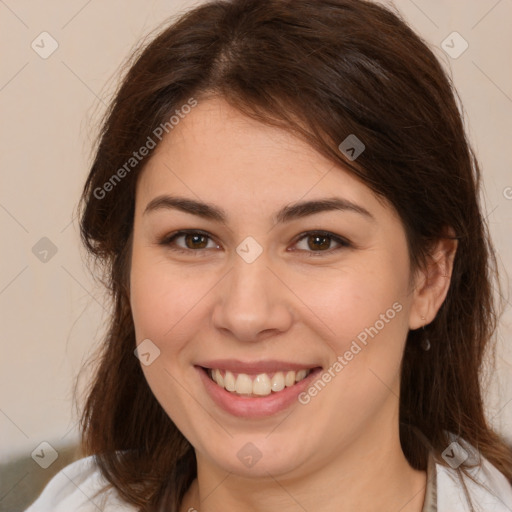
23, 455, 138, 512
434, 438, 512, 512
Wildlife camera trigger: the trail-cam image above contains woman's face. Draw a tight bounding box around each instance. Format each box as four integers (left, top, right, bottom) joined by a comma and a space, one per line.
130, 96, 425, 478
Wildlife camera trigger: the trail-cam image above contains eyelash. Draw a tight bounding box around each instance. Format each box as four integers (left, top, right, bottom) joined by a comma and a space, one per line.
159, 229, 351, 256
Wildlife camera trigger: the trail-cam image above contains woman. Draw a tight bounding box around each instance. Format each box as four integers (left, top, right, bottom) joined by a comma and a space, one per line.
25, 0, 512, 511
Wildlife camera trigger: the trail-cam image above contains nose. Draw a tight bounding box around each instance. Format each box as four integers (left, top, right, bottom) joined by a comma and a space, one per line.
211, 253, 294, 343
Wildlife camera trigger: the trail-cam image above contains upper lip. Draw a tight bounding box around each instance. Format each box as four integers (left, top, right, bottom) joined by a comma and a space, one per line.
196, 359, 322, 374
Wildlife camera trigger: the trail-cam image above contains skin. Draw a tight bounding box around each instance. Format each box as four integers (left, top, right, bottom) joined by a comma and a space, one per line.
129, 96, 457, 512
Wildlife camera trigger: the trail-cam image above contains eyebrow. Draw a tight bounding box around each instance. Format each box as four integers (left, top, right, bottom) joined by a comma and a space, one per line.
143, 195, 374, 223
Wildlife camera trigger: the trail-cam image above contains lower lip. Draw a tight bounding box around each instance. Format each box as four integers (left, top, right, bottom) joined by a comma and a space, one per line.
195, 366, 322, 418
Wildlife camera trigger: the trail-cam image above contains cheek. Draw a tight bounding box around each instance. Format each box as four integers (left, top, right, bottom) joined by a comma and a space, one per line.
292, 255, 409, 350
295, 255, 411, 421
129, 247, 210, 344
303, 253, 410, 412
294, 285, 407, 441
129, 248, 205, 431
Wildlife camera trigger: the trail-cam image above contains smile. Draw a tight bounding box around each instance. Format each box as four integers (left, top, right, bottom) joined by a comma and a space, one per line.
207, 368, 313, 397
195, 359, 323, 417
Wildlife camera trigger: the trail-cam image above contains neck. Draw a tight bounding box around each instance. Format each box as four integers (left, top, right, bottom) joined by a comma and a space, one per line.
180, 420, 427, 512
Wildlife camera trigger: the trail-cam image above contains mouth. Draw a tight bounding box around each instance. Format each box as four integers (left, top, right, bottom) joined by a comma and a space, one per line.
203, 367, 314, 397
195, 363, 323, 418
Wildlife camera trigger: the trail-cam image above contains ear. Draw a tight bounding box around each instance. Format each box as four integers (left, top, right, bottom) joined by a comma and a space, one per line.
408, 229, 458, 330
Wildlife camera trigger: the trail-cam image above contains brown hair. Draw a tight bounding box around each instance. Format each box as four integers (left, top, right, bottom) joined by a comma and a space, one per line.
78, 0, 512, 510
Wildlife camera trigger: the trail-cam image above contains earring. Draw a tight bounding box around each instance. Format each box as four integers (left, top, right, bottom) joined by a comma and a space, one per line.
420, 318, 431, 351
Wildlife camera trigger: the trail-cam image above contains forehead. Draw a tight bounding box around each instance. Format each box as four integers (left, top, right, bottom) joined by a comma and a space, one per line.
135, 97, 385, 219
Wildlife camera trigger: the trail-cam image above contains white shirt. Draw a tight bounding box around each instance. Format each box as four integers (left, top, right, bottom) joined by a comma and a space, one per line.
24, 450, 512, 512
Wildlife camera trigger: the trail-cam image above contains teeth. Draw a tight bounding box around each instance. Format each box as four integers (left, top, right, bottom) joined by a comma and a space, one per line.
285, 371, 296, 387
224, 371, 236, 392
213, 368, 224, 387
253, 374, 271, 396
209, 368, 312, 396
271, 371, 285, 392
295, 369, 307, 382
235, 373, 253, 394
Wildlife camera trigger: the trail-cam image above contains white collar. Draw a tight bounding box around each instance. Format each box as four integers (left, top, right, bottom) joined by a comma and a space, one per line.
432, 449, 512, 511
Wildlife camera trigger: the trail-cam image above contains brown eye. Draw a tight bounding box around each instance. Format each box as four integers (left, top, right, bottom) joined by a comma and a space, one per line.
161, 230, 219, 252
184, 233, 209, 249
307, 234, 331, 251
293, 231, 350, 254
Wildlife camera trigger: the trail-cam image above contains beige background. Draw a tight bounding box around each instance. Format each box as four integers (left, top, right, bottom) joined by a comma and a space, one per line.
1, 0, 511, 490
